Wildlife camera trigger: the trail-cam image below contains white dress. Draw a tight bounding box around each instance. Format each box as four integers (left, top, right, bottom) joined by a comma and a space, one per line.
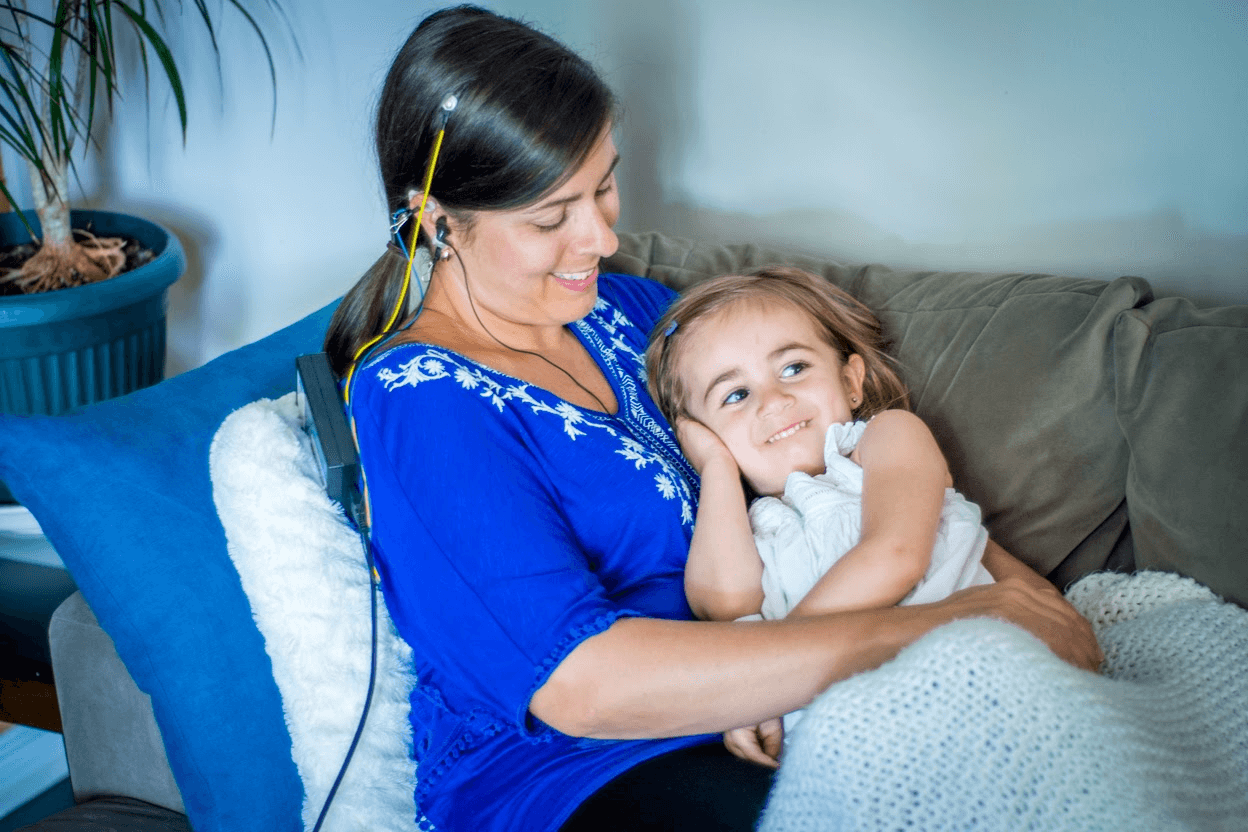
746, 420, 994, 736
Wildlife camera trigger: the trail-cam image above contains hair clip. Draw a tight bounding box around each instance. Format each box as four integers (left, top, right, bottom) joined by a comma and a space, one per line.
390, 206, 412, 235
663, 320, 678, 337
389, 207, 414, 253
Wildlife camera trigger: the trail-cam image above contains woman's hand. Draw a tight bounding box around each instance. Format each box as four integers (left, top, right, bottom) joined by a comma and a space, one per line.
723, 718, 784, 770
675, 417, 735, 476
977, 539, 1103, 671
939, 576, 1103, 672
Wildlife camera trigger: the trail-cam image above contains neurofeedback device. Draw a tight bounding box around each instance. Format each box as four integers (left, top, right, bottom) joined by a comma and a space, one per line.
294, 92, 457, 832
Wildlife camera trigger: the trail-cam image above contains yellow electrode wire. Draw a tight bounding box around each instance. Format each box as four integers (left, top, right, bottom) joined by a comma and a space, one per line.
343, 96, 456, 536
342, 125, 448, 404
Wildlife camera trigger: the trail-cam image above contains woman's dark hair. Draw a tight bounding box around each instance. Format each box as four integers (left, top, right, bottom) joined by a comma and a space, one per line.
324, 5, 617, 376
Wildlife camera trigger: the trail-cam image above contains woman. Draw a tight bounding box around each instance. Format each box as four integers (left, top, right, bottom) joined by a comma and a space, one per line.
324, 6, 1100, 831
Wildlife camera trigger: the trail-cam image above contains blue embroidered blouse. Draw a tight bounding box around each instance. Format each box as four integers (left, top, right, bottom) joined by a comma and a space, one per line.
350, 274, 717, 832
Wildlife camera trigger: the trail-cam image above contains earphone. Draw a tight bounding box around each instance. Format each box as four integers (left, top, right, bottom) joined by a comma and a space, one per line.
433, 216, 451, 262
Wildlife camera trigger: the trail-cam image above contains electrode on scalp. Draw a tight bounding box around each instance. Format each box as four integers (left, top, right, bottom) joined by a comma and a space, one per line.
439, 94, 458, 126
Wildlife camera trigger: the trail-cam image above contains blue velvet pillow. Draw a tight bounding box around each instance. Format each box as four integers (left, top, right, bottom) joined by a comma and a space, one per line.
0, 302, 338, 832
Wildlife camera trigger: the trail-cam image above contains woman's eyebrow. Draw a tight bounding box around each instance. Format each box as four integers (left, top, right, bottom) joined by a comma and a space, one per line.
526, 154, 621, 213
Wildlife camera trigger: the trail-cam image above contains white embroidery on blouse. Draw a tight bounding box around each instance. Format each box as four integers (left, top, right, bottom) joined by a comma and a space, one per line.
374, 300, 694, 524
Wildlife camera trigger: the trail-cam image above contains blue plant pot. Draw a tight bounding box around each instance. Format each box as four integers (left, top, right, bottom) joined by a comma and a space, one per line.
0, 209, 186, 502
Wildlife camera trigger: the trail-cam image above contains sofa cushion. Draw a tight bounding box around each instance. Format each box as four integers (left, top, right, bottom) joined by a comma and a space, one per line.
1113, 298, 1248, 606
0, 304, 337, 832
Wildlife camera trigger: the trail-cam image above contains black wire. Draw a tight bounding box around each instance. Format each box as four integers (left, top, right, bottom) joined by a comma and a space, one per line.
450, 245, 612, 414
311, 518, 378, 832
312, 257, 427, 831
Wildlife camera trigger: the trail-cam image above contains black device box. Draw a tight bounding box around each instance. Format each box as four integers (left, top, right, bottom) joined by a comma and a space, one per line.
295, 352, 364, 528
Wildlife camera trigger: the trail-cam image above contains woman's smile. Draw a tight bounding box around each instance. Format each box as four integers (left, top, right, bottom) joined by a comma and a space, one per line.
552, 268, 599, 292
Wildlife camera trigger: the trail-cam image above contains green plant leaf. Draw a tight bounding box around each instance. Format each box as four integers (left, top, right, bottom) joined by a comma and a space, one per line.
225, 0, 279, 134
114, 0, 187, 138
0, 43, 52, 170
0, 0, 290, 216
0, 180, 37, 240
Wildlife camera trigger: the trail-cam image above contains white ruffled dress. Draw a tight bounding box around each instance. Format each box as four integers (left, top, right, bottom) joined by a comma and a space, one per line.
749, 420, 994, 622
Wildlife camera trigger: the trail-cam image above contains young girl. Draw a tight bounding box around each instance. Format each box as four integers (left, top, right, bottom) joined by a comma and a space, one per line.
646, 265, 995, 761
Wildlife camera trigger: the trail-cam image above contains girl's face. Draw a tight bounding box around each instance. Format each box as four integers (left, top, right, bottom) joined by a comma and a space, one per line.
679, 300, 866, 497
425, 128, 621, 338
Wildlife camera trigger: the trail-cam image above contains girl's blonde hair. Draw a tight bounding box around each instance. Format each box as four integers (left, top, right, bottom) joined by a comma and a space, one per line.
646, 265, 911, 425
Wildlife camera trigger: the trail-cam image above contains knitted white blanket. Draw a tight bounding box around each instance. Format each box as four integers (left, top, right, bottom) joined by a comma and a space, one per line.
762, 571, 1248, 832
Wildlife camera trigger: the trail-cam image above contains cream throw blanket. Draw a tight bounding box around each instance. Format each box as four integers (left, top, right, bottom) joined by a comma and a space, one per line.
212, 395, 1248, 832
762, 572, 1248, 831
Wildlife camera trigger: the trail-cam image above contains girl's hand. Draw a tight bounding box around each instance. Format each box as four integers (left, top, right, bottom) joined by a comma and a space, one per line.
675, 417, 736, 475
723, 717, 783, 769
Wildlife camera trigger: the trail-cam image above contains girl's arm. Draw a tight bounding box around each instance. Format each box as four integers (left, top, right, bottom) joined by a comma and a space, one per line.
789, 409, 950, 617
677, 419, 765, 621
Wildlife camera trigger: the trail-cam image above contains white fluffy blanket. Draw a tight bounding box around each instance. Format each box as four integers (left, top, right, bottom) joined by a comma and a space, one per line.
763, 571, 1248, 831
210, 393, 420, 832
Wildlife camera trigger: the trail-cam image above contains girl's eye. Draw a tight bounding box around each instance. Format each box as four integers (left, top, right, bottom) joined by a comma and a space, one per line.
722, 388, 748, 406
595, 177, 616, 198
780, 361, 809, 378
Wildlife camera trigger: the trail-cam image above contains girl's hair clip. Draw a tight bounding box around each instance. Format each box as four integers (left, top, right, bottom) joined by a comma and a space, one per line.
663, 320, 678, 337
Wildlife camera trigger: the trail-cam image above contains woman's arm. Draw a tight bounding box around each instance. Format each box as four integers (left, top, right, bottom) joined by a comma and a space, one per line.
789, 410, 950, 617
531, 575, 1103, 739
678, 419, 765, 621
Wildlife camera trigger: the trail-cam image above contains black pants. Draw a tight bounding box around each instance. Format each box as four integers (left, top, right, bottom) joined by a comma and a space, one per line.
559, 743, 776, 832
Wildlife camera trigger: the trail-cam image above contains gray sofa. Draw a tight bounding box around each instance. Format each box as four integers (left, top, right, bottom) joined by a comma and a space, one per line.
18, 592, 188, 832
13, 231, 1248, 830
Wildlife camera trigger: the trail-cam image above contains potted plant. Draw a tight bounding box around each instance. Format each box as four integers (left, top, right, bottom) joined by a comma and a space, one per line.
0, 0, 287, 502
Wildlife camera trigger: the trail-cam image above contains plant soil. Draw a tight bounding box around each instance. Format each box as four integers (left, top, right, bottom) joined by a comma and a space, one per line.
0, 235, 155, 297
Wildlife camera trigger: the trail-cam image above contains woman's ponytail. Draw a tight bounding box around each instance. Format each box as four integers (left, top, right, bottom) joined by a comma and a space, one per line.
323, 245, 411, 378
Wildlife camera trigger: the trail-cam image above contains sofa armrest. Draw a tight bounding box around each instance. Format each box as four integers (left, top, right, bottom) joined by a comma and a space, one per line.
15, 797, 190, 832
48, 592, 184, 814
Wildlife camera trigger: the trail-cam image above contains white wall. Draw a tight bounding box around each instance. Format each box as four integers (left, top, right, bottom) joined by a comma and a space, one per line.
5, 0, 1245, 373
